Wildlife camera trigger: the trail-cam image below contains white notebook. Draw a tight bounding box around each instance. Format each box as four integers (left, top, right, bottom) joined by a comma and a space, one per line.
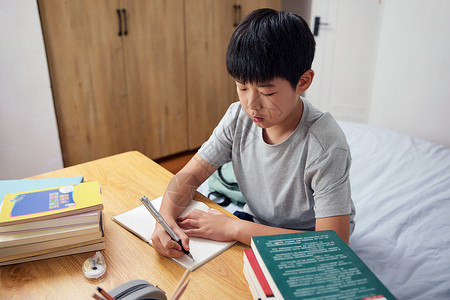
112, 196, 237, 271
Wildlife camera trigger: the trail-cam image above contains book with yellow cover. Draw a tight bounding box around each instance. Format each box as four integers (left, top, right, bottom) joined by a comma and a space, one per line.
0, 181, 103, 226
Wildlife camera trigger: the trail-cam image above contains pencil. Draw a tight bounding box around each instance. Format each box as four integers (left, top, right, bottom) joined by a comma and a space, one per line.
171, 278, 190, 300
97, 287, 116, 300
172, 269, 190, 297
92, 293, 103, 300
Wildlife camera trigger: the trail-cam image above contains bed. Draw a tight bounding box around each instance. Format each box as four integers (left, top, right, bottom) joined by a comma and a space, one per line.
198, 121, 450, 300
339, 121, 450, 299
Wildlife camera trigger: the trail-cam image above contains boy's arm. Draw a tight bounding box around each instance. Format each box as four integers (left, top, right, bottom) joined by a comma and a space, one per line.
178, 212, 350, 245
234, 214, 350, 244
315, 215, 350, 243
151, 153, 218, 258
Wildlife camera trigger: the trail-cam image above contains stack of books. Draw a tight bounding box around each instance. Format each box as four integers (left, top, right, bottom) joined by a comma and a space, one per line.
244, 230, 396, 300
0, 177, 105, 266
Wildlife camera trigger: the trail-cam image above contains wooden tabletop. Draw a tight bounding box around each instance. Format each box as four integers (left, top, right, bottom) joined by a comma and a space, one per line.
0, 151, 251, 299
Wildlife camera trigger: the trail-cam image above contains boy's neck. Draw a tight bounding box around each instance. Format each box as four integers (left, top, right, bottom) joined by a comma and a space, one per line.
263, 98, 304, 145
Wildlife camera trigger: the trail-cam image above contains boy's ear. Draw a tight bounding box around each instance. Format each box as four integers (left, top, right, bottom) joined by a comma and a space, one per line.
295, 69, 315, 94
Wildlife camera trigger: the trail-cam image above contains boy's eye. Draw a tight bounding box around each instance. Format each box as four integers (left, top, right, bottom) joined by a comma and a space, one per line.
261, 92, 275, 96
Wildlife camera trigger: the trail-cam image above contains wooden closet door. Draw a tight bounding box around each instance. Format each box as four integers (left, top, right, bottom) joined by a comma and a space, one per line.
121, 0, 188, 158
238, 0, 282, 18
38, 0, 132, 166
185, 0, 237, 149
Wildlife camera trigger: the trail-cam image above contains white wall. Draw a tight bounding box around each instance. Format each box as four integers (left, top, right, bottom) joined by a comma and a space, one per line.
369, 0, 450, 147
0, 0, 63, 179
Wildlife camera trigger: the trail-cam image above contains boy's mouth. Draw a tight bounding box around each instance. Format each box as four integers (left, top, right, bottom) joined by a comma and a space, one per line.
250, 116, 264, 123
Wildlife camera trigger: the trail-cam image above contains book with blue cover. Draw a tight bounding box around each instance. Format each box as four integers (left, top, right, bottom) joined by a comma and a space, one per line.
0, 177, 84, 206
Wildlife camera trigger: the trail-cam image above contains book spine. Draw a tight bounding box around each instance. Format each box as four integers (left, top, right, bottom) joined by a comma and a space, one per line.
0, 241, 105, 266
0, 232, 104, 260
244, 249, 274, 298
0, 210, 100, 233
251, 239, 284, 300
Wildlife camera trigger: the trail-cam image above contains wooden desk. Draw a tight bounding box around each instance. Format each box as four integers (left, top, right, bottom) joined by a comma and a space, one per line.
0, 151, 251, 299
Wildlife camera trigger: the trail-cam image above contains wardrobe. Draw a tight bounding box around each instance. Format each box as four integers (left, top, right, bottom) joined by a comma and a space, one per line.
38, 0, 281, 166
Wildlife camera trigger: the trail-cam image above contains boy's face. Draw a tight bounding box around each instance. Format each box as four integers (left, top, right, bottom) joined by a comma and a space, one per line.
235, 77, 303, 130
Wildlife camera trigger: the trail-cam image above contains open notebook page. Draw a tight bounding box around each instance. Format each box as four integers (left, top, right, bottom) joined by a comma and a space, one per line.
112, 196, 237, 271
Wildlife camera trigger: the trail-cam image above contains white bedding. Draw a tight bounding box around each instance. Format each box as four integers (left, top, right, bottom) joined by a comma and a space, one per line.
339, 121, 450, 299
198, 121, 450, 299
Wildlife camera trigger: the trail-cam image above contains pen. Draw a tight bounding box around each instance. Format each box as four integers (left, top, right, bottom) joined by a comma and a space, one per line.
140, 196, 194, 261
96, 287, 116, 300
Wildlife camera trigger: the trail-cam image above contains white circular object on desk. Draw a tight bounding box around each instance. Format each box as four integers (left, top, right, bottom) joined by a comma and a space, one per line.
82, 257, 107, 280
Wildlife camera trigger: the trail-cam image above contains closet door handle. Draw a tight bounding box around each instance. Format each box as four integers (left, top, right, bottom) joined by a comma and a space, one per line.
117, 9, 122, 36
122, 9, 128, 35
238, 5, 242, 24
233, 5, 242, 27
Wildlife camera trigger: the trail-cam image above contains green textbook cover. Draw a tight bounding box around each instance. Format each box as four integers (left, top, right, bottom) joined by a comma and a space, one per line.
251, 230, 395, 300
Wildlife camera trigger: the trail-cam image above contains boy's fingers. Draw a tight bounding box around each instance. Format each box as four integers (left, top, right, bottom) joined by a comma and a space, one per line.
174, 227, 190, 251
161, 235, 181, 250
153, 234, 186, 258
152, 218, 192, 256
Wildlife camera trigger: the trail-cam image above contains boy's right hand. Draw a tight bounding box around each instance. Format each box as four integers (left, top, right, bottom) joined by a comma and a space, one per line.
150, 219, 190, 258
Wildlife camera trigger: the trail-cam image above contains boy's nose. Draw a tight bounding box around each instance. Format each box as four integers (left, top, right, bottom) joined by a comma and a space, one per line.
247, 91, 263, 110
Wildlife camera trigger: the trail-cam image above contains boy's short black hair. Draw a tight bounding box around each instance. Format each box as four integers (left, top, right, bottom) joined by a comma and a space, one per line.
226, 8, 316, 89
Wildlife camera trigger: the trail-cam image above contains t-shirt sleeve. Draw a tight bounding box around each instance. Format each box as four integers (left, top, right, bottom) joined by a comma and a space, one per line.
197, 102, 240, 167
306, 147, 353, 218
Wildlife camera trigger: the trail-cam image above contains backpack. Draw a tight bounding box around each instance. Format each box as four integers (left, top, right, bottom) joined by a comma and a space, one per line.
208, 162, 245, 206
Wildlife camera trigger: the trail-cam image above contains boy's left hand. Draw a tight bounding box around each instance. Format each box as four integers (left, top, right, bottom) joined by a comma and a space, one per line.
177, 208, 237, 242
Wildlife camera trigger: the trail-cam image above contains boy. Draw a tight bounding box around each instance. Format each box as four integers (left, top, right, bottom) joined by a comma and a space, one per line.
151, 8, 355, 258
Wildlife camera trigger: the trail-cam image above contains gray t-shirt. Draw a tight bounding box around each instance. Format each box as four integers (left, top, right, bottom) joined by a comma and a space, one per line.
198, 98, 355, 231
